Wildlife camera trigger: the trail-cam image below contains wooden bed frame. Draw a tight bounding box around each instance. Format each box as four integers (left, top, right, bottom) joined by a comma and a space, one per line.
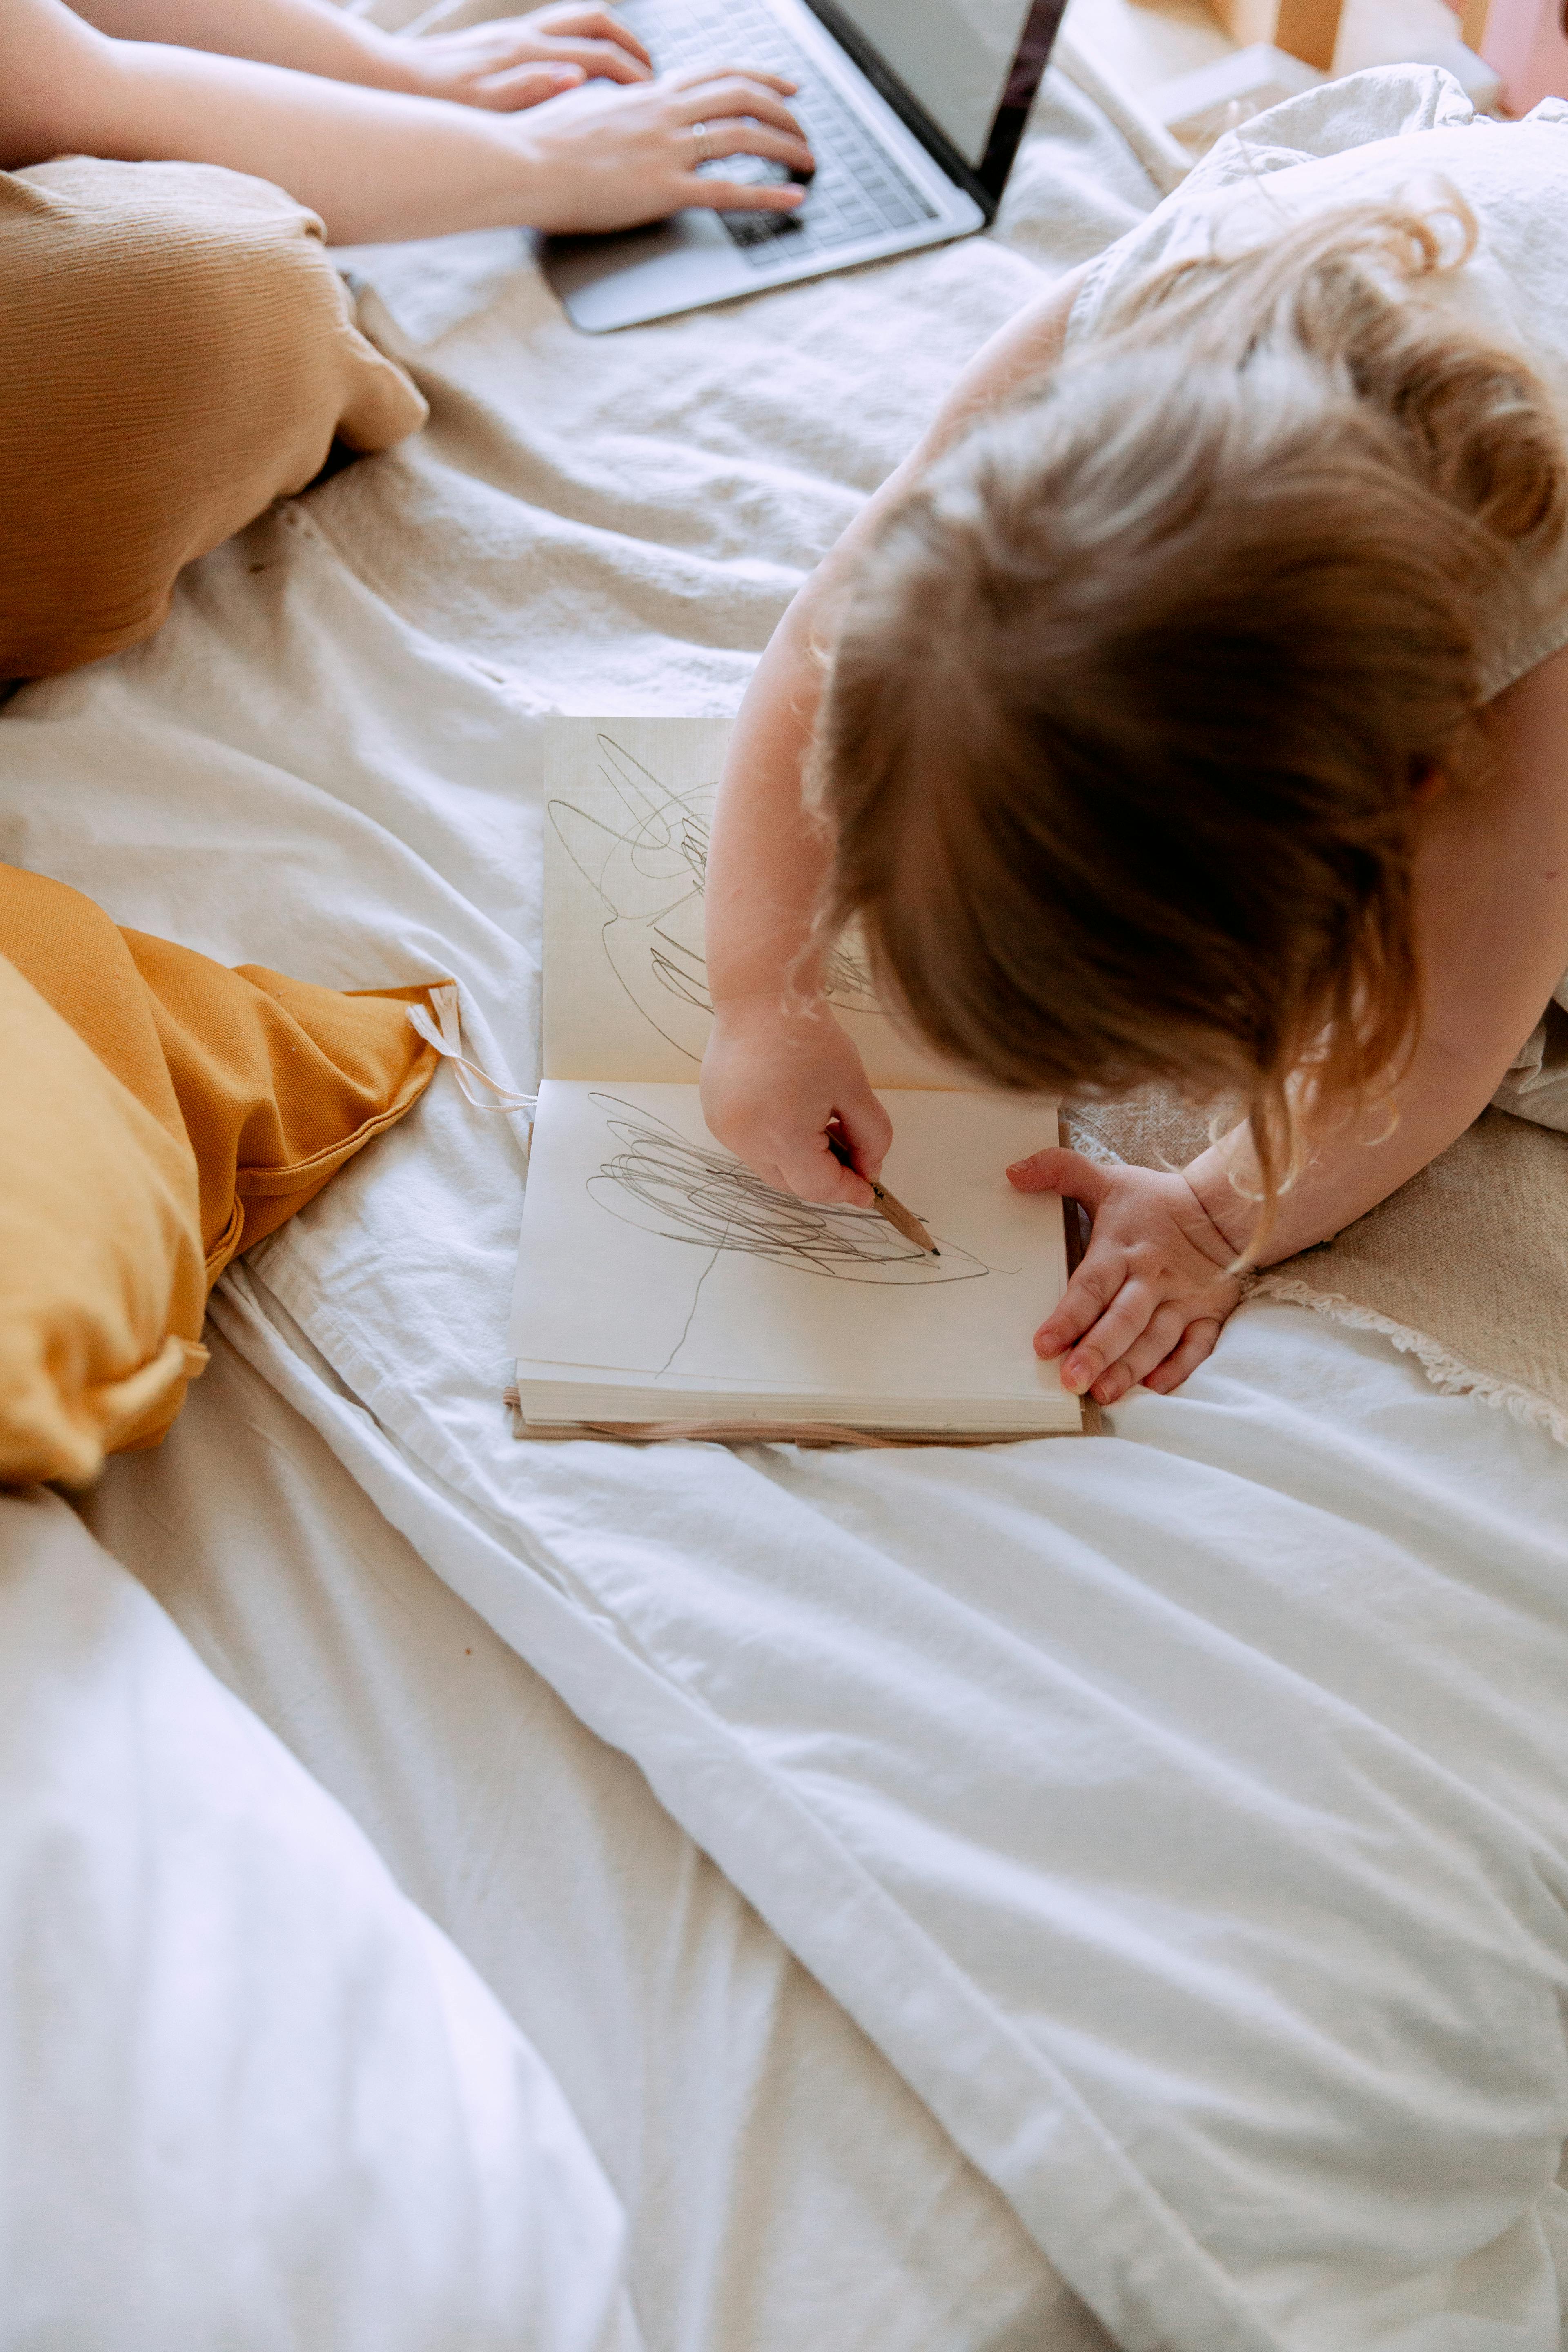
1209, 0, 1491, 74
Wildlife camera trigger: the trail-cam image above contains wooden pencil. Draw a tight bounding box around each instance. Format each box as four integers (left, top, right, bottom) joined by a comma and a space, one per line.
826, 1131, 939, 1256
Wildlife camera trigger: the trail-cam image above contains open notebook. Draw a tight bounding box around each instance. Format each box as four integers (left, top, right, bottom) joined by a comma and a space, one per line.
509, 719, 1080, 1441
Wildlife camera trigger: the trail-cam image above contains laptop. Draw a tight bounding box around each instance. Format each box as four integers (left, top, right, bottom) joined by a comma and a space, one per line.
544, 0, 1067, 331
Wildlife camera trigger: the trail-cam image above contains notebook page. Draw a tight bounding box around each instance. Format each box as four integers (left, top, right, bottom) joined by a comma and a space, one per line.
510, 1082, 1071, 1426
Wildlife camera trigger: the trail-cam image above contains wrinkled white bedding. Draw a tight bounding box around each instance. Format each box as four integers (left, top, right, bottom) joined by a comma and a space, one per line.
82, 1327, 1080, 2352
4, 53, 1568, 2352
0, 1485, 642, 2352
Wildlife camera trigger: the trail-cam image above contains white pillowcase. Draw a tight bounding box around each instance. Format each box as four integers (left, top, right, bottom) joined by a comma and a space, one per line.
0, 1486, 641, 2352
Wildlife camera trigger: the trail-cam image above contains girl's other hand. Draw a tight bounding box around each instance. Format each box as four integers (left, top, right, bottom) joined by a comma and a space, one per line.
511, 63, 812, 229
702, 995, 893, 1208
390, 6, 653, 111
1008, 1149, 1244, 1403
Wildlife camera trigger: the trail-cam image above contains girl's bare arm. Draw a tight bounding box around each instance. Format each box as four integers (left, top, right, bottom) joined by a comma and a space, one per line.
701, 263, 1091, 1207
1189, 643, 1568, 1264
1013, 646, 1568, 1404
0, 0, 810, 243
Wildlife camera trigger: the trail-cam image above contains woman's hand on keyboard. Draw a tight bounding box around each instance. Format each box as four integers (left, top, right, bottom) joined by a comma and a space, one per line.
385, 5, 654, 112
1, 0, 809, 244
512, 63, 813, 231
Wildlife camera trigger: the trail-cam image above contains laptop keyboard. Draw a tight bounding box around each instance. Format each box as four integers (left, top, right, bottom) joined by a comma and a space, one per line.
631, 0, 938, 266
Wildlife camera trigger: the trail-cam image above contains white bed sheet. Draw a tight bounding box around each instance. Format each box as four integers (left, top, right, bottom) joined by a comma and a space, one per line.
82, 1332, 1088, 2352
0, 1486, 642, 2352
3, 55, 1566, 2352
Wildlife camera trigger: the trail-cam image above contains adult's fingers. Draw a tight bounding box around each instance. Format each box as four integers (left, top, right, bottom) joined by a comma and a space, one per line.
541, 6, 653, 67
537, 36, 651, 82
471, 60, 586, 108
684, 118, 815, 175
543, 32, 653, 81
673, 76, 808, 147
1141, 1319, 1223, 1394
677, 174, 808, 214
666, 63, 801, 109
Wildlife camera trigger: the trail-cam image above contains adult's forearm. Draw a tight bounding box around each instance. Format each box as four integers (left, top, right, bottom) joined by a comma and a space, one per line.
69, 40, 539, 241
66, 0, 413, 88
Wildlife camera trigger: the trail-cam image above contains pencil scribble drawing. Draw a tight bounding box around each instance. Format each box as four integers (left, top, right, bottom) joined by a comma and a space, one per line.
588, 1096, 986, 1290
549, 734, 879, 1068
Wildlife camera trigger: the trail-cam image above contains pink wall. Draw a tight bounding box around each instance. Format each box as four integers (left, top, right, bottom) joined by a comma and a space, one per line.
1483, 0, 1568, 111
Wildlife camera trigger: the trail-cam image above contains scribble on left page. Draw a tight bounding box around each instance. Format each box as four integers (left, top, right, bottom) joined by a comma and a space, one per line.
588, 1096, 986, 1289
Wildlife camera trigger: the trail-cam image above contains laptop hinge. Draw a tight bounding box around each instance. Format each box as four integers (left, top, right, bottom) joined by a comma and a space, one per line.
798, 0, 1066, 222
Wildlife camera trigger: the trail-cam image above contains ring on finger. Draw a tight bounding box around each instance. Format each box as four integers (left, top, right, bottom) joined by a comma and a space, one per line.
690, 120, 715, 164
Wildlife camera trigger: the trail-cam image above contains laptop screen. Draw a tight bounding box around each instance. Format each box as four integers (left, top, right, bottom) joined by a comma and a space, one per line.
833, 0, 1045, 170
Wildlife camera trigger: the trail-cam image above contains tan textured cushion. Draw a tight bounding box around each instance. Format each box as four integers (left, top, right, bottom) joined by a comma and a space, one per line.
0, 156, 428, 678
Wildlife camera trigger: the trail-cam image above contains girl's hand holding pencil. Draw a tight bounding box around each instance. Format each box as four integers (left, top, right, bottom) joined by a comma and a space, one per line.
702, 994, 893, 1211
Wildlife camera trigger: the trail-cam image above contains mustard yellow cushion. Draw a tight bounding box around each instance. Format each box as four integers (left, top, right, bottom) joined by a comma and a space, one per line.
0, 864, 446, 1484
0, 952, 207, 1487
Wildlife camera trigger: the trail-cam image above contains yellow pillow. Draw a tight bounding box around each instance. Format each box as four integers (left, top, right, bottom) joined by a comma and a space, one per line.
0, 864, 446, 1485
0, 952, 207, 1487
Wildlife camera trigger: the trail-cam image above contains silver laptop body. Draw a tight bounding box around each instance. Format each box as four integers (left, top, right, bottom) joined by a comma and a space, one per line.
544, 0, 1066, 332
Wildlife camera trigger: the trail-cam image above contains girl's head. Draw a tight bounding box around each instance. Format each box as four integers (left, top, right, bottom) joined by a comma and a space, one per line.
812, 196, 1566, 1221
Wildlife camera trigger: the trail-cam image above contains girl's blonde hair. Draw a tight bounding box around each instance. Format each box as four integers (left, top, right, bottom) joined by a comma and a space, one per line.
812, 195, 1566, 1233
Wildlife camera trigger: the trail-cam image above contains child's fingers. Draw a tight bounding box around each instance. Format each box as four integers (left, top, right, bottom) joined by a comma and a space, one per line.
1007, 1145, 1114, 1209
1140, 1318, 1223, 1395
774, 1129, 876, 1207
832, 1091, 893, 1182
1058, 1281, 1160, 1396
1032, 1248, 1123, 1359
1088, 1305, 1188, 1404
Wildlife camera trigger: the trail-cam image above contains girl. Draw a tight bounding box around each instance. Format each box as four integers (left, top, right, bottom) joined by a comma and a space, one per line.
699, 82, 1568, 1410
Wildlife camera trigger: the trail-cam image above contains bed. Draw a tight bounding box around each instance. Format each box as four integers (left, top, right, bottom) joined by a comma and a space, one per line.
5, 33, 1568, 2351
